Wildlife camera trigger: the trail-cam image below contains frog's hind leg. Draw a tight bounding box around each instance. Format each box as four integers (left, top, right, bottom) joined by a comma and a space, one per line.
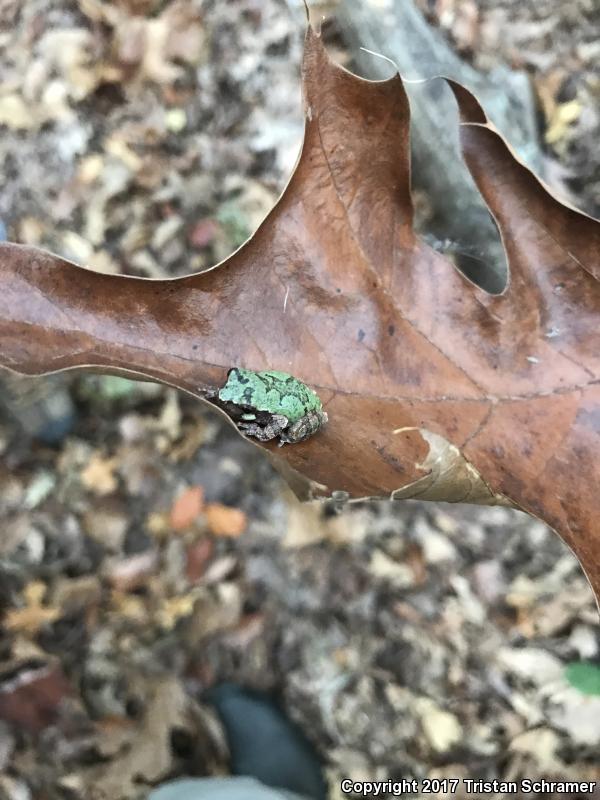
238, 414, 289, 443
237, 421, 267, 440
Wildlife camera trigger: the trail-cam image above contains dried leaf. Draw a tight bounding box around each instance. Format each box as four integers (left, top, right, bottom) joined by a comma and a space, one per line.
4, 581, 60, 634
105, 550, 157, 591
83, 502, 129, 552
185, 537, 214, 581
87, 677, 194, 796
2, 28, 600, 598
508, 727, 562, 773
0, 660, 72, 734
545, 100, 582, 146
169, 486, 205, 531
205, 503, 247, 538
81, 453, 119, 496
183, 583, 242, 644
0, 94, 35, 130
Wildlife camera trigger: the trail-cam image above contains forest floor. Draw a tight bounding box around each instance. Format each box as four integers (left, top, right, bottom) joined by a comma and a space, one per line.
0, 1, 599, 799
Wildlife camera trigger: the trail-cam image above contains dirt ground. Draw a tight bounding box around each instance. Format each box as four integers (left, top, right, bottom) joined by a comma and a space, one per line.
0, 1, 599, 799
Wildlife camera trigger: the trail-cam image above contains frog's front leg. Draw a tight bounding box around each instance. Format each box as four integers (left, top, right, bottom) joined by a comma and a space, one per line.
238, 413, 289, 442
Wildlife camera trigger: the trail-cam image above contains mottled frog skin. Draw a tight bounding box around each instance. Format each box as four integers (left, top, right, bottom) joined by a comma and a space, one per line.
211, 367, 327, 445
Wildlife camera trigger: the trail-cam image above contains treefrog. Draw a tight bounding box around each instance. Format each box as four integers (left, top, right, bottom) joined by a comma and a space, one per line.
207, 367, 327, 445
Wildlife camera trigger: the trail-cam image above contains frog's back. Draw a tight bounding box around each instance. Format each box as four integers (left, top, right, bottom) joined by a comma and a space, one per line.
263, 371, 321, 419
219, 368, 321, 423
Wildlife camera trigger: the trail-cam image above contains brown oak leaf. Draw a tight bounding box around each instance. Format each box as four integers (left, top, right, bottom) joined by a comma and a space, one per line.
1, 29, 600, 596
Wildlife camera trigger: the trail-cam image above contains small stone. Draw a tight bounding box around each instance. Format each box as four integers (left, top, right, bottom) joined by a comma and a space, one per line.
473, 559, 506, 604
165, 108, 187, 132
567, 625, 598, 659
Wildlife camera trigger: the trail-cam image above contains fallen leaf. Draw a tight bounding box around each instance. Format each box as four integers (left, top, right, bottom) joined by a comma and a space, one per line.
156, 593, 196, 629
185, 537, 214, 581
205, 503, 247, 538
83, 502, 129, 552
497, 647, 564, 686
201, 554, 237, 585
369, 550, 416, 589
105, 550, 157, 591
146, 510, 171, 538
0, 514, 29, 558
0, 660, 73, 734
508, 727, 562, 773
545, 99, 582, 146
87, 677, 195, 796
169, 486, 205, 531
183, 583, 242, 644
0, 94, 35, 130
4, 581, 60, 635
3, 604, 60, 635
51, 575, 102, 615
2, 27, 600, 598
81, 453, 119, 496
168, 418, 215, 461
110, 591, 148, 622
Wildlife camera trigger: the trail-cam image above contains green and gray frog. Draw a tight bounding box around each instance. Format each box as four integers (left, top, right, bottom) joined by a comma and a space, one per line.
207, 367, 327, 445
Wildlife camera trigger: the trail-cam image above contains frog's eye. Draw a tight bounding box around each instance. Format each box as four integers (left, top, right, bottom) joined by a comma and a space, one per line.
241, 413, 256, 421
